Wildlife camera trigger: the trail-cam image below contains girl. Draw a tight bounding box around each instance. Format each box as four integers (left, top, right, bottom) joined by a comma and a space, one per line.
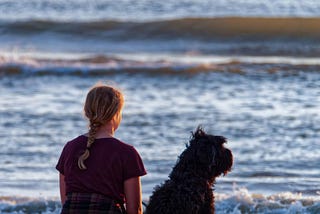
56, 83, 146, 214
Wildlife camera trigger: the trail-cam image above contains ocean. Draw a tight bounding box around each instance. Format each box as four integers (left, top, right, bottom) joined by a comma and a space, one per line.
0, 0, 320, 213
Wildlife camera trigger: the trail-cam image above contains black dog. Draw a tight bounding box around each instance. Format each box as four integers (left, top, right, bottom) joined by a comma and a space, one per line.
146, 127, 233, 214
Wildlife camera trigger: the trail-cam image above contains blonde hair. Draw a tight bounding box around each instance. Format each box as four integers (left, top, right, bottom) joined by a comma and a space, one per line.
78, 83, 124, 170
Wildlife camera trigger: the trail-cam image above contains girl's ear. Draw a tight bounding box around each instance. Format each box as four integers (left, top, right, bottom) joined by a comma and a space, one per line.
112, 111, 122, 130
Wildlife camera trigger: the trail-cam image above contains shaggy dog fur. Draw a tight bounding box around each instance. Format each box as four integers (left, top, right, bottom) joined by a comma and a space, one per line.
146, 127, 233, 214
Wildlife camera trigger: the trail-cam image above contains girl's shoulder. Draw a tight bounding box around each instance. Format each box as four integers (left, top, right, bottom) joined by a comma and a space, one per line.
97, 137, 141, 158
63, 135, 87, 150
63, 135, 138, 156
108, 138, 137, 153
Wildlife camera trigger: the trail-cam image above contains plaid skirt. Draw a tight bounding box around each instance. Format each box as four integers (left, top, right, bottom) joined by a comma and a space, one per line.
61, 192, 125, 214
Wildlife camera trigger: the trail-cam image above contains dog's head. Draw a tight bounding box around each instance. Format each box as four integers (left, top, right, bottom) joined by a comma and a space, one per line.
191, 127, 233, 177
172, 127, 233, 181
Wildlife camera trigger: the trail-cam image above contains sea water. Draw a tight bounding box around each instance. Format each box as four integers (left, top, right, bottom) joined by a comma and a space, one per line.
0, 0, 320, 213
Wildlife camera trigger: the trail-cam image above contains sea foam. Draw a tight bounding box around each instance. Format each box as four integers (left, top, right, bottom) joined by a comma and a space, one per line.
1, 188, 319, 214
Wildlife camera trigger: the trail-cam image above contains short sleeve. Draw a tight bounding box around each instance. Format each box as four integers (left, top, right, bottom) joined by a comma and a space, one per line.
56, 144, 68, 175
123, 146, 147, 180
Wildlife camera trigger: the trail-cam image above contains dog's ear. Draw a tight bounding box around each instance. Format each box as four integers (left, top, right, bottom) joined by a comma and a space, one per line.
216, 148, 233, 175
190, 126, 206, 147
195, 139, 216, 165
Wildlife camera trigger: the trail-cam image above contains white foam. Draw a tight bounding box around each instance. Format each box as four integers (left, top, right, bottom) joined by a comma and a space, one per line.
1, 189, 319, 214
0, 196, 61, 214
215, 185, 320, 214
114, 53, 320, 66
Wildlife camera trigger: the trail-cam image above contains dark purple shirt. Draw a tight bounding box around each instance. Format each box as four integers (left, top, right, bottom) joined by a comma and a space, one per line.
56, 135, 147, 202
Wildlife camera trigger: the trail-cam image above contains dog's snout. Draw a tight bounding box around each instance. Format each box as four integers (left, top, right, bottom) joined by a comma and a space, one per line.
214, 135, 227, 145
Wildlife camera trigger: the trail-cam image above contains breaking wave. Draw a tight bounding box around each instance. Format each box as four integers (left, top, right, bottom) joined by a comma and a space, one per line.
1, 188, 320, 214
215, 187, 320, 214
0, 54, 217, 76
1, 53, 320, 76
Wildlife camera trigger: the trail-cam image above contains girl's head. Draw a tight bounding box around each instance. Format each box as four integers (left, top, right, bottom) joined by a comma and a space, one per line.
78, 83, 124, 170
84, 83, 124, 128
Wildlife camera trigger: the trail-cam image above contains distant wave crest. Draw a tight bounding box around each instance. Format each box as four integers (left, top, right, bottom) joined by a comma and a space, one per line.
2, 17, 320, 40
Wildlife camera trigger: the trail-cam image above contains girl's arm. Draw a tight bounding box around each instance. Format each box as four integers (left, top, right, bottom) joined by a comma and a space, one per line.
59, 173, 67, 205
124, 177, 143, 214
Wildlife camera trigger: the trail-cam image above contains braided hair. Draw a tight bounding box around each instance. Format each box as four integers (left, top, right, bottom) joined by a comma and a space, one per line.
78, 83, 124, 170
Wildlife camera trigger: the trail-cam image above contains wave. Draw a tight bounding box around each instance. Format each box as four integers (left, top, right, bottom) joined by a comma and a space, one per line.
0, 54, 217, 76
1, 188, 320, 214
215, 187, 320, 214
1, 53, 320, 76
0, 196, 61, 213
2, 17, 320, 41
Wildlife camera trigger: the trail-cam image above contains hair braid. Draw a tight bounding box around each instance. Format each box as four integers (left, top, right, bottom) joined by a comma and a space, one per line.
77, 122, 100, 170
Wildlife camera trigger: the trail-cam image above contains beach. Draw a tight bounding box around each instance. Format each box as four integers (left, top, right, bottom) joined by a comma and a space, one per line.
1, 0, 320, 213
